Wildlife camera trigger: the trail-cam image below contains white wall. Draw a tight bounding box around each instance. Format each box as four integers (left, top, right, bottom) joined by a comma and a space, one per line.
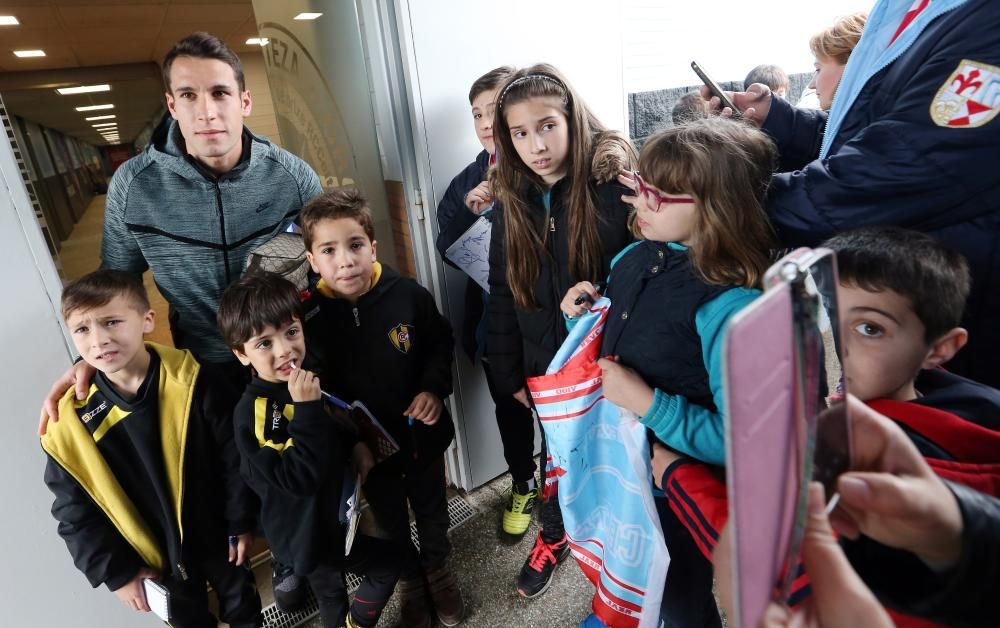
398, 0, 626, 487
622, 0, 872, 92
0, 130, 151, 626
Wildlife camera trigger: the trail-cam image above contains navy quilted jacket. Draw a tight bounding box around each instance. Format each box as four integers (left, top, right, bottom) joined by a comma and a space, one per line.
761, 0, 1000, 386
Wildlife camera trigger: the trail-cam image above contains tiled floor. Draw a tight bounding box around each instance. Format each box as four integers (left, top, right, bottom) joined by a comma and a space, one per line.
297, 475, 596, 628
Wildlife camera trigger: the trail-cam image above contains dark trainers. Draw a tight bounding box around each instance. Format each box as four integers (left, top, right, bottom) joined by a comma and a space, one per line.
272, 561, 307, 614
397, 576, 432, 628
425, 562, 464, 626
500, 481, 538, 543
516, 533, 571, 599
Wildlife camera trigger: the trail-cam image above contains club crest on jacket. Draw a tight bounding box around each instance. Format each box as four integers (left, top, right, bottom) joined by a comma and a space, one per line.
388, 323, 414, 354
930, 59, 1000, 128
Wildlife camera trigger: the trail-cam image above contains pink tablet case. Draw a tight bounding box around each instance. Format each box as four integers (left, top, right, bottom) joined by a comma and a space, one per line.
724, 283, 798, 628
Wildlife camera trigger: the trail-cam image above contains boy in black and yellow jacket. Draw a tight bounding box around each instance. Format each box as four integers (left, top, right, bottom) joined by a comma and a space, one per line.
41, 270, 261, 627
299, 188, 464, 628
219, 272, 400, 628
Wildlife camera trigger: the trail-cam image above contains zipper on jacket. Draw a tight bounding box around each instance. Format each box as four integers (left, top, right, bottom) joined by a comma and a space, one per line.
214, 182, 231, 283
550, 216, 555, 232
177, 562, 188, 580
352, 307, 360, 327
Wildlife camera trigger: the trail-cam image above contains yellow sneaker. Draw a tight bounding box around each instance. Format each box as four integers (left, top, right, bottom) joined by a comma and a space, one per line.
501, 481, 538, 543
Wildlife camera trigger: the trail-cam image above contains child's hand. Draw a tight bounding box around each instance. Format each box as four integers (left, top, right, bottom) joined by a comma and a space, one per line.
112, 566, 158, 612
651, 442, 684, 490
464, 181, 493, 214
561, 281, 600, 319
352, 442, 375, 484
287, 368, 321, 402
598, 357, 655, 416
616, 172, 640, 208
228, 531, 254, 566
405, 392, 443, 425
512, 387, 531, 409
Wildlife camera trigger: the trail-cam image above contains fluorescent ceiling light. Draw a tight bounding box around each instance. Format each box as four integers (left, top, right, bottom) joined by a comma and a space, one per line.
246, 37, 269, 46
0, 16, 19, 26
14, 49, 45, 57
294, 12, 322, 20
76, 104, 114, 111
92, 123, 117, 128
85, 114, 115, 121
57, 84, 110, 95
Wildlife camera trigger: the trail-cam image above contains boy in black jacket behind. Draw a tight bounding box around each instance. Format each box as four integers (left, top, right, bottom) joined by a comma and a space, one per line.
434, 66, 541, 545
300, 189, 464, 628
42, 270, 261, 627
219, 273, 400, 628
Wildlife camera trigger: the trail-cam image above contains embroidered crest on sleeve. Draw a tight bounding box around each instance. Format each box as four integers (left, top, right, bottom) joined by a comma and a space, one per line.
388, 323, 414, 354
930, 59, 1000, 128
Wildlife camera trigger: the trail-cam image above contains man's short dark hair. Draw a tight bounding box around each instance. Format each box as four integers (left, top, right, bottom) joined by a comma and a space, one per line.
62, 270, 151, 319
468, 66, 516, 104
671, 91, 709, 126
823, 226, 971, 343
299, 188, 375, 252
162, 32, 245, 92
217, 272, 302, 351
744, 64, 789, 92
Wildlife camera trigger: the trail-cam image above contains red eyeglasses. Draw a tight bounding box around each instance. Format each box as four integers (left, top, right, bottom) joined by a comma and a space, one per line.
632, 171, 694, 212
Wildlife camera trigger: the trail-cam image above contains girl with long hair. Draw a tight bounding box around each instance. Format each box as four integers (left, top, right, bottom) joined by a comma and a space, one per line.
487, 63, 636, 599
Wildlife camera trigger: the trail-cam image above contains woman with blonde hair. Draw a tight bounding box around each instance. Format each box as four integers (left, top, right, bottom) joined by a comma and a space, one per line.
808, 12, 868, 110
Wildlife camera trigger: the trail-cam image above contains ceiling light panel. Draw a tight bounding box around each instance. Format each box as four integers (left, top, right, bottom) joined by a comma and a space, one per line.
75, 104, 114, 111
57, 84, 111, 95
294, 12, 323, 20
246, 38, 269, 46
14, 50, 45, 57
0, 16, 19, 26
85, 115, 116, 121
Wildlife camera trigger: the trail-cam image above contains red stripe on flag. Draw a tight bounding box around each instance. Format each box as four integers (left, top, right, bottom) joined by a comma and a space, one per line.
531, 380, 603, 405
537, 394, 606, 421
570, 541, 647, 597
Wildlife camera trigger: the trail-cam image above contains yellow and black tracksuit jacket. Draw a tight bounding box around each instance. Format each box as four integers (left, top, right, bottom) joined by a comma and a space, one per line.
302, 262, 456, 468
232, 377, 357, 575
41, 343, 254, 591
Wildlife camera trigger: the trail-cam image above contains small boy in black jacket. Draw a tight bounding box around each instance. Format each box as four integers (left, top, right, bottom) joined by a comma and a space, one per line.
218, 272, 400, 628
42, 270, 261, 627
300, 188, 464, 627
434, 66, 541, 545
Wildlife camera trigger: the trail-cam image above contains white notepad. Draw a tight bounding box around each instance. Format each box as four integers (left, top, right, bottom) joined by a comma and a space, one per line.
142, 578, 171, 622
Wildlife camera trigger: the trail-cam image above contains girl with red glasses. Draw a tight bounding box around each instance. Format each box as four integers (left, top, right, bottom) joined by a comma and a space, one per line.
560, 116, 777, 628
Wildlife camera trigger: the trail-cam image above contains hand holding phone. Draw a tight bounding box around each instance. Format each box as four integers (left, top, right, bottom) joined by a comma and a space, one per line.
691, 61, 741, 116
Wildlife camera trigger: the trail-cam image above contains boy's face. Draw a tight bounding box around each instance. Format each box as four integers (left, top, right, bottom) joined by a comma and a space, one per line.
306, 217, 377, 303
233, 317, 305, 383
838, 283, 929, 402
471, 87, 500, 155
66, 295, 155, 377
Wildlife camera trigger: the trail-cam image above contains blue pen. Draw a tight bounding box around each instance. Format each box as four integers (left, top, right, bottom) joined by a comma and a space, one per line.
407, 416, 419, 459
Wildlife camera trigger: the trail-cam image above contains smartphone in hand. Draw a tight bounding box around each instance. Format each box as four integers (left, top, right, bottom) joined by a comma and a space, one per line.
691, 61, 741, 115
